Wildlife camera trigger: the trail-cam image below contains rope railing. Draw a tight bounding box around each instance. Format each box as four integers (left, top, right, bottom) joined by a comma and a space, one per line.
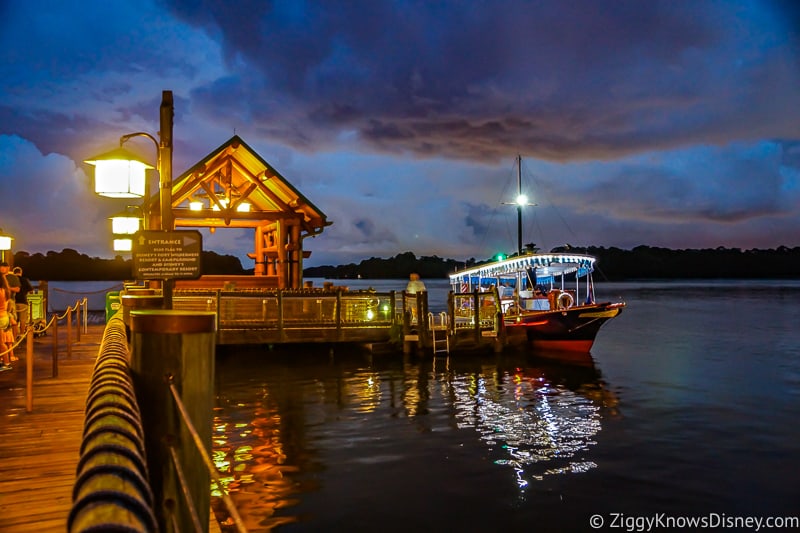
9, 297, 89, 412
0, 323, 32, 358
51, 282, 124, 296
167, 379, 248, 533
68, 313, 157, 532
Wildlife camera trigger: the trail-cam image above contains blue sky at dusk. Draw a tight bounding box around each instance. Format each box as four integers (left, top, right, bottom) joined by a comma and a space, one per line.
1, 0, 798, 268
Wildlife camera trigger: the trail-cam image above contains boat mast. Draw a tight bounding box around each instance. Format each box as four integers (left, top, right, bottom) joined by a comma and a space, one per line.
516, 154, 523, 256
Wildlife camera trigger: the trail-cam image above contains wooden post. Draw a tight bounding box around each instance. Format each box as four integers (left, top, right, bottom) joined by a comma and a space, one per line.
402, 292, 413, 355
51, 312, 58, 377
129, 310, 216, 533
25, 327, 33, 413
335, 290, 342, 341
290, 224, 301, 288
494, 310, 504, 353
67, 307, 73, 358
276, 220, 286, 289
121, 295, 164, 334
447, 292, 455, 345
473, 291, 481, 343
419, 291, 429, 349
277, 290, 285, 342
76, 300, 82, 343
254, 226, 265, 276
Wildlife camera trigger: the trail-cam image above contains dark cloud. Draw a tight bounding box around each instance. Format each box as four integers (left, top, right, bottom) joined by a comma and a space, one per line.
162, 0, 800, 163
0, 1, 798, 265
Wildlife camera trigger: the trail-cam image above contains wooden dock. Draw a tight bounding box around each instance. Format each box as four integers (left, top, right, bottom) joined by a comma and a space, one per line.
0, 324, 103, 532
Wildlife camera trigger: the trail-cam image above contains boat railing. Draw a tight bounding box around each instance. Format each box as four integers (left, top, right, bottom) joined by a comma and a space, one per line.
451, 292, 498, 325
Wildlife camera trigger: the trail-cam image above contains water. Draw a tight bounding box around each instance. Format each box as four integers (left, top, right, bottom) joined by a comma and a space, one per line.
40, 279, 800, 529
37, 280, 124, 312
210, 279, 800, 531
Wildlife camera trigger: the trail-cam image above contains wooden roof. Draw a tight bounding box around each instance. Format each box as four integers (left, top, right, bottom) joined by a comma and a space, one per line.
163, 135, 330, 234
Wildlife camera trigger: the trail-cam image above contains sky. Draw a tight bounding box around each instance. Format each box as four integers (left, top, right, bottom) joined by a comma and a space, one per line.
1, 0, 799, 269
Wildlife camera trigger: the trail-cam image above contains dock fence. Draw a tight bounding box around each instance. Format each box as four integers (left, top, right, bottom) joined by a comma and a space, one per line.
1, 297, 89, 412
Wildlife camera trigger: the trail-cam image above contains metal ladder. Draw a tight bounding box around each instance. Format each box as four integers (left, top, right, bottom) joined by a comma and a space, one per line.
428, 312, 450, 355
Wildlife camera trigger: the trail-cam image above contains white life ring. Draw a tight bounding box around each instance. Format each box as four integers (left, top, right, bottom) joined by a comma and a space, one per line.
557, 292, 574, 309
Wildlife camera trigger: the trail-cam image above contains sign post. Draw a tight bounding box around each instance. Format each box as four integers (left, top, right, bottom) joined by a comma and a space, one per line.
132, 229, 202, 283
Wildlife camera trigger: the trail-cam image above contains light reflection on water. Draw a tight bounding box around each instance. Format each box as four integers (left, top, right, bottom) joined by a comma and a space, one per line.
210, 350, 615, 531
450, 369, 602, 485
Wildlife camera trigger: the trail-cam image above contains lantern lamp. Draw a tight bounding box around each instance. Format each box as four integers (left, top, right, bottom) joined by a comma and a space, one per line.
85, 146, 153, 198
110, 207, 143, 235
113, 238, 133, 252
0, 230, 12, 252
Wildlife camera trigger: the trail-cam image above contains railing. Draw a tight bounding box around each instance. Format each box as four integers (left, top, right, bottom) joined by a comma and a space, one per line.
69, 313, 157, 532
1, 297, 88, 413
449, 290, 502, 338
172, 288, 400, 344
70, 310, 249, 532
167, 377, 247, 532
127, 309, 247, 532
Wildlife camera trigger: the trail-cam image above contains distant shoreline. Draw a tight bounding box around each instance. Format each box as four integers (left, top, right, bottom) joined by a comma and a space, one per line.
10, 245, 800, 281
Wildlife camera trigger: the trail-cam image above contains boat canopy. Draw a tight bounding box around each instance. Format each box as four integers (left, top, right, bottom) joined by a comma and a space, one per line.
449, 253, 596, 286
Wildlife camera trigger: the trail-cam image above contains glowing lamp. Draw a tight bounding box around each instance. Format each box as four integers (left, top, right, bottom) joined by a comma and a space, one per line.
515, 194, 528, 206
236, 202, 251, 213
113, 238, 133, 252
85, 147, 153, 198
189, 199, 204, 211
110, 209, 143, 235
0, 230, 12, 251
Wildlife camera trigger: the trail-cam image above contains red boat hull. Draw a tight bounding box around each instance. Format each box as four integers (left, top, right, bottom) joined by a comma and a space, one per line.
503, 302, 625, 353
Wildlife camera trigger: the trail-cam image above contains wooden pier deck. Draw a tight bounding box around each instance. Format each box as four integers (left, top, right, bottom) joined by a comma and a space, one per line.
0, 324, 103, 532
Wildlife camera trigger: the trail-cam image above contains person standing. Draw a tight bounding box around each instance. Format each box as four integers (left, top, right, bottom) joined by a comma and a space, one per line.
12, 267, 33, 337
405, 273, 427, 324
0, 275, 13, 370
406, 273, 427, 294
0, 262, 19, 340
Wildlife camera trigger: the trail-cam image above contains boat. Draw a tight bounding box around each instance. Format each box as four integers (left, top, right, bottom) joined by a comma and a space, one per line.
448, 156, 625, 353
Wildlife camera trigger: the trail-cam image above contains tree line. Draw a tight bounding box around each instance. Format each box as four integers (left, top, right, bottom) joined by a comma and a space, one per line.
303, 246, 800, 280
8, 245, 800, 281
10, 248, 246, 281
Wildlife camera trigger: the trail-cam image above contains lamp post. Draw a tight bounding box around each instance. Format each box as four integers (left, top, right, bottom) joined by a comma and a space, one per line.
85, 90, 174, 307
0, 229, 13, 264
501, 155, 536, 256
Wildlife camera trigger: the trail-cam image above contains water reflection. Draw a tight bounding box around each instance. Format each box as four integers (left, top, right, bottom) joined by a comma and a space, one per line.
211, 348, 616, 531
448, 357, 613, 487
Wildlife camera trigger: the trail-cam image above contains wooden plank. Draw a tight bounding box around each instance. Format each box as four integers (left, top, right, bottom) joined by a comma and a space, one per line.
0, 324, 103, 533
